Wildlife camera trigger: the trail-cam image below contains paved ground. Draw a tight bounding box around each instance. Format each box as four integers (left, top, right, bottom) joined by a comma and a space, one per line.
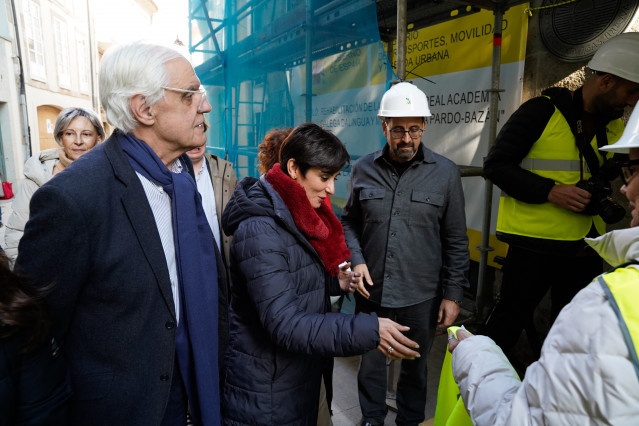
331, 332, 448, 425
331, 294, 475, 425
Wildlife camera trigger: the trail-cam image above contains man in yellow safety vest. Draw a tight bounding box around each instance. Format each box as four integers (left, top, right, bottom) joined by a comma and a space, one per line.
448, 106, 639, 425
480, 32, 639, 357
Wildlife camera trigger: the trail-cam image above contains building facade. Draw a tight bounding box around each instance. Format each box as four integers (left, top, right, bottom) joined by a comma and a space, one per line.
1, 0, 158, 182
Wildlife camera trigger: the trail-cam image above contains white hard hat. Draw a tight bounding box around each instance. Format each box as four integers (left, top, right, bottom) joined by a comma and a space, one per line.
588, 32, 639, 83
600, 108, 639, 153
378, 81, 431, 119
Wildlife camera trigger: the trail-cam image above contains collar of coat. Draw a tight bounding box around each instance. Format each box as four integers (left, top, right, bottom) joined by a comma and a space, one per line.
265, 163, 350, 276
586, 227, 639, 270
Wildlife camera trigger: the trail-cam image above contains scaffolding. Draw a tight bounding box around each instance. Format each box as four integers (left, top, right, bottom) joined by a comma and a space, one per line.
189, 0, 392, 179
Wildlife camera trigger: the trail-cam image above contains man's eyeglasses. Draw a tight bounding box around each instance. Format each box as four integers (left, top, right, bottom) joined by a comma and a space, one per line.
161, 86, 208, 111
389, 126, 424, 140
620, 159, 639, 185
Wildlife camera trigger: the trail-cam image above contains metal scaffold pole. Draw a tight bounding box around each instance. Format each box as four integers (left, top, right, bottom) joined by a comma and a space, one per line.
305, 0, 314, 121
396, 0, 407, 80
476, 5, 505, 321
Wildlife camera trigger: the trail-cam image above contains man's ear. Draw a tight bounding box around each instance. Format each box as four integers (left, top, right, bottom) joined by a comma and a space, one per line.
130, 94, 155, 126
598, 73, 616, 93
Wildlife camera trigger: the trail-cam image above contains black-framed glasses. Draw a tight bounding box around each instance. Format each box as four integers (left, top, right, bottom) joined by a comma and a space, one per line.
161, 85, 208, 111
620, 159, 639, 185
389, 126, 423, 140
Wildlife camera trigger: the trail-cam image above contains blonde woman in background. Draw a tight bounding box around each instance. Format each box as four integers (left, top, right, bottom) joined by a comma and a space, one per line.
4, 107, 105, 261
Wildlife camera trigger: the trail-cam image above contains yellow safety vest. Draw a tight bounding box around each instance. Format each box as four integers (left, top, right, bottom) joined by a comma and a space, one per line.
497, 106, 624, 241
597, 266, 639, 380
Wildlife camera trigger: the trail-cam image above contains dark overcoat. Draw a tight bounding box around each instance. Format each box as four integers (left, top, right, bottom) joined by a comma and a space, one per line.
15, 135, 228, 425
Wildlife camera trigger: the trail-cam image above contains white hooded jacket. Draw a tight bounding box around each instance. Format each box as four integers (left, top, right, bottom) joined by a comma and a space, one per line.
452, 227, 639, 425
4, 148, 60, 261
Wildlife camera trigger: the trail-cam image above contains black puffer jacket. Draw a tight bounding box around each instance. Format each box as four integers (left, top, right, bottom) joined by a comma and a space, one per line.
221, 176, 380, 425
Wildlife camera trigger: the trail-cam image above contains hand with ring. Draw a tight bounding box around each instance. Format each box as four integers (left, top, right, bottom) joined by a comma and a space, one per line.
376, 317, 420, 360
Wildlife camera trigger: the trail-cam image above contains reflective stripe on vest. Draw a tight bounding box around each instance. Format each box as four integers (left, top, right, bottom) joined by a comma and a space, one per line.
597, 267, 639, 382
518, 158, 589, 173
497, 104, 624, 241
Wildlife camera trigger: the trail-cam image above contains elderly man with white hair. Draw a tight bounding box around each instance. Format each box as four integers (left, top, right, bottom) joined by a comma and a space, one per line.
15, 41, 226, 425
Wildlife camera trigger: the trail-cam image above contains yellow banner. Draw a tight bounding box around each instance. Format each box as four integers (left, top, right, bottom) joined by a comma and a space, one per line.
391, 3, 529, 77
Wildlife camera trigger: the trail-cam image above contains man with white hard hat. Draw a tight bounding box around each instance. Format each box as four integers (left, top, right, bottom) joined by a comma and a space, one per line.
481, 32, 639, 361
341, 80, 470, 426
447, 107, 639, 425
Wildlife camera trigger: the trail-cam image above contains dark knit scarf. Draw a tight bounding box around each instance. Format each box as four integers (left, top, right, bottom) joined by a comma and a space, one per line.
265, 163, 350, 276
117, 130, 220, 425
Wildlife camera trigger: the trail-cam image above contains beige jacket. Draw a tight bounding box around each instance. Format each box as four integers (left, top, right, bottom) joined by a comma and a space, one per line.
204, 153, 238, 281
4, 149, 60, 261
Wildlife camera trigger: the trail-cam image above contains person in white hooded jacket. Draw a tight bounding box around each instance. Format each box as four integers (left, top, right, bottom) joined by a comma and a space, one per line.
448, 106, 639, 426
4, 107, 104, 261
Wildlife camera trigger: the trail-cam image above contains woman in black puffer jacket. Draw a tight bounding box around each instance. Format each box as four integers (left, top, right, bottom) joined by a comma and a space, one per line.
221, 123, 419, 425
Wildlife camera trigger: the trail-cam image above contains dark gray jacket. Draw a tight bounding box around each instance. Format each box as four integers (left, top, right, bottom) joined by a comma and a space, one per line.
341, 144, 470, 307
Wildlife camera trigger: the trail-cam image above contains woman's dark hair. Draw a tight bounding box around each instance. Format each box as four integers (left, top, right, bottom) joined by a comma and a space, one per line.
258, 127, 293, 174
0, 254, 51, 354
279, 122, 350, 177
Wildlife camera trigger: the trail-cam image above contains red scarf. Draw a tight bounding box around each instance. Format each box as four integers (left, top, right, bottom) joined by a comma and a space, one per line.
265, 164, 351, 276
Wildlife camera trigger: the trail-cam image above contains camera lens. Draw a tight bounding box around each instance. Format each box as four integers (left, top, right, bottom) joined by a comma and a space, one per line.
598, 198, 625, 224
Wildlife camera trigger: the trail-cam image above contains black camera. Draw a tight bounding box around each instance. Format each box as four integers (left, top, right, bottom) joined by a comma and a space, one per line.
575, 159, 625, 224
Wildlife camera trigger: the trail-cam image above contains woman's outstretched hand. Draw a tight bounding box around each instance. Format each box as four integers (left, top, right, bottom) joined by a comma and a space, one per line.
377, 318, 421, 360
